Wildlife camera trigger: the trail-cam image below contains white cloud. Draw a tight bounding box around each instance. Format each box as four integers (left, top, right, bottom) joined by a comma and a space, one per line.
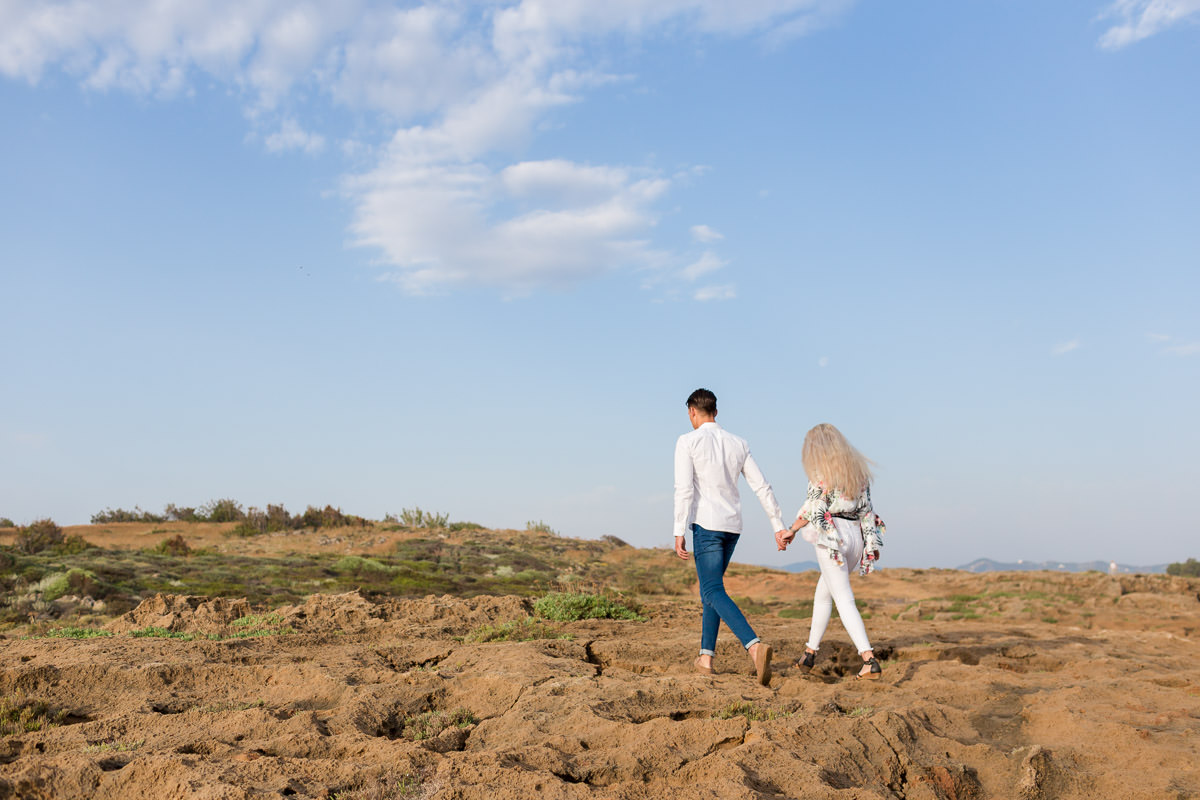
1146, 332, 1172, 342
1098, 0, 1200, 49
264, 118, 326, 154
694, 283, 736, 301
0, 0, 855, 294
679, 251, 727, 281
818, 356, 829, 368
1165, 342, 1200, 356
1052, 339, 1081, 356
690, 224, 724, 243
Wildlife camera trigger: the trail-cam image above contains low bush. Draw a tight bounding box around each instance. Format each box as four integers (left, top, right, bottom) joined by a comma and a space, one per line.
199, 498, 245, 524
0, 517, 14, 528
14, 519, 63, 554
525, 520, 557, 535
151, 535, 192, 557
90, 507, 166, 524
164, 504, 201, 522
1167, 558, 1200, 577
388, 508, 449, 529
533, 591, 646, 622
39, 627, 113, 640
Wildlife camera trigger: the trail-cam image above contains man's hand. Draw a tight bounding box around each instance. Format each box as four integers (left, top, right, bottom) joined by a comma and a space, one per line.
674, 536, 690, 560
775, 529, 795, 551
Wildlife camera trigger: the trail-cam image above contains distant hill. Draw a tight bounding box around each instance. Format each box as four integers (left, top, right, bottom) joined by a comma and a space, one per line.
958, 558, 1168, 574
779, 561, 820, 573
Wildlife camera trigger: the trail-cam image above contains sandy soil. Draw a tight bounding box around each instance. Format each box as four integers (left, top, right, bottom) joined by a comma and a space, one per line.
1, 535, 1198, 799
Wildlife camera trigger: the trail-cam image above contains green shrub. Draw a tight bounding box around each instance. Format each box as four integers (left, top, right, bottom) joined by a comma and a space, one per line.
447, 521, 485, 531
526, 520, 557, 535
390, 508, 449, 529
1, 696, 67, 736
151, 535, 192, 557
14, 519, 64, 554
1167, 558, 1200, 577
533, 591, 646, 622
199, 499, 245, 523
301, 505, 368, 529
0, 518, 14, 528
401, 708, 476, 741
334, 556, 392, 573
90, 507, 165, 524
164, 504, 201, 522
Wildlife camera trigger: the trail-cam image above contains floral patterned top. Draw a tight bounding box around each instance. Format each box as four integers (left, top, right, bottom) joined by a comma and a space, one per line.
796, 481, 885, 576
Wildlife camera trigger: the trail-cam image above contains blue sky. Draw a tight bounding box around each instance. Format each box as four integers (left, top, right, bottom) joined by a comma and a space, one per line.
2, 0, 1197, 569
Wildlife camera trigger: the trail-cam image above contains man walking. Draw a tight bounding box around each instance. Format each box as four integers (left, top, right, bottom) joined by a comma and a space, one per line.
674, 388, 787, 685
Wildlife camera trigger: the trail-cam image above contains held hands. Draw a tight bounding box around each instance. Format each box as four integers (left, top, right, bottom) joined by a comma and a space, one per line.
775, 529, 795, 551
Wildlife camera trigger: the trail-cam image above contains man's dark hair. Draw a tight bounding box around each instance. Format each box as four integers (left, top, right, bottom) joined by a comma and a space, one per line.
686, 388, 717, 416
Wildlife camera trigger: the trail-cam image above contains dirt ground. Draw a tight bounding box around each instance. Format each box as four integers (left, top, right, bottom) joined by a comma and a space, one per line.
2, 528, 1198, 799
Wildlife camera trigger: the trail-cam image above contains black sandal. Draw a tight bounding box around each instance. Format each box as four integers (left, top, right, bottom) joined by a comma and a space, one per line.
798, 650, 815, 671
857, 656, 882, 680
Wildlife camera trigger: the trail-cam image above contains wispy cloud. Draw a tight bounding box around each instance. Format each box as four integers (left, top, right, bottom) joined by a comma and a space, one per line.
1052, 339, 1081, 356
263, 118, 326, 155
0, 0, 855, 294
1097, 0, 1200, 49
1165, 342, 1200, 356
679, 251, 727, 281
694, 284, 736, 302
690, 224, 724, 243
818, 356, 829, 368
1146, 332, 1172, 342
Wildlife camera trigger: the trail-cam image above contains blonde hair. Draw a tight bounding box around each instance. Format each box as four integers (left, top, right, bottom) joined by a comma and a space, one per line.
802, 423, 873, 495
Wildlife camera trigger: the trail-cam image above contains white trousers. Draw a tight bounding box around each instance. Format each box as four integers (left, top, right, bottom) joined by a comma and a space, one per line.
806, 518, 872, 655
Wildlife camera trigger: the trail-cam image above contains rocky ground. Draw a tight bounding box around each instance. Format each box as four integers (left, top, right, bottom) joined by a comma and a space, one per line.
2, 564, 1199, 800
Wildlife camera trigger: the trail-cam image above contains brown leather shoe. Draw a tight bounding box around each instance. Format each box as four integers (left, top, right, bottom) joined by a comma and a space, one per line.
694, 656, 714, 675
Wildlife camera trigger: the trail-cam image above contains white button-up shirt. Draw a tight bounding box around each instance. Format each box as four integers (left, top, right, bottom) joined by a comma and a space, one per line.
673, 421, 785, 540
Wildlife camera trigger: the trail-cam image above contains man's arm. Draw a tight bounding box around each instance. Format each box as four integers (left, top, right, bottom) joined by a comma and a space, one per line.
742, 451, 786, 534
673, 436, 695, 548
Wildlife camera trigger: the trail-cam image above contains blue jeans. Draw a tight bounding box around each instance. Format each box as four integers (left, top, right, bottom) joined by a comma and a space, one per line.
692, 524, 760, 655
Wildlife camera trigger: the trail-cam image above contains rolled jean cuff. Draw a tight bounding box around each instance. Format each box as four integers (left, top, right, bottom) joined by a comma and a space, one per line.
699, 648, 715, 657
743, 637, 760, 651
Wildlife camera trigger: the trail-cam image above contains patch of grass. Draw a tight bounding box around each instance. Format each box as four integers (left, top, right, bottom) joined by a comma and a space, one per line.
330, 774, 423, 800
334, 556, 393, 574
37, 626, 113, 639
402, 708, 476, 741
194, 699, 265, 713
731, 596, 768, 615
778, 601, 814, 619
846, 706, 873, 718
130, 627, 197, 641
1, 695, 67, 736
714, 701, 791, 722
465, 616, 564, 643
533, 591, 646, 622
86, 739, 144, 753
1041, 616, 1059, 624
525, 520, 557, 535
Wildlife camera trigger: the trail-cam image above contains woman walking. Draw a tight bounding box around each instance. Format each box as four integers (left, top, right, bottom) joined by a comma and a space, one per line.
777, 423, 885, 680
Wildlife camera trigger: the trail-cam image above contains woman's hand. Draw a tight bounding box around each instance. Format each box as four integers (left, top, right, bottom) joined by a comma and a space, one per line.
775, 529, 796, 551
